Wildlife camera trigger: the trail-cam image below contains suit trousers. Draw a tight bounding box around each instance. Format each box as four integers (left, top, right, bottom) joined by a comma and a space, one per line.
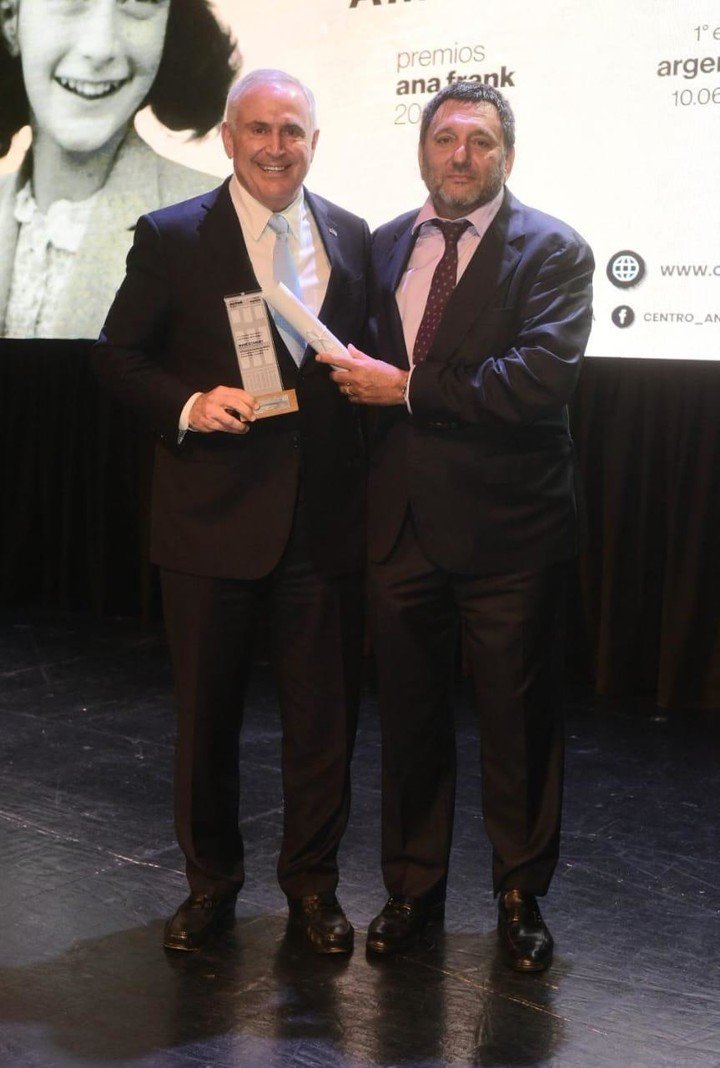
160, 492, 363, 901
369, 512, 567, 901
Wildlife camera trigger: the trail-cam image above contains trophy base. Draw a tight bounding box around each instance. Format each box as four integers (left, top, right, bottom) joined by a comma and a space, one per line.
255, 389, 299, 419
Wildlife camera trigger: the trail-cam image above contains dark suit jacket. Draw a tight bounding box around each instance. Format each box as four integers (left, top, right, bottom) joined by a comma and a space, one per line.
93, 180, 370, 580
367, 188, 594, 574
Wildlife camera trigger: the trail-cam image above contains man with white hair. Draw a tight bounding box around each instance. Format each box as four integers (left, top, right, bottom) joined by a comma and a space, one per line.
94, 70, 369, 955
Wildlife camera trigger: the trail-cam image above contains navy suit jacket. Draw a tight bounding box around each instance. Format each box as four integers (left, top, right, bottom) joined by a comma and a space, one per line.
367, 188, 594, 573
94, 180, 370, 580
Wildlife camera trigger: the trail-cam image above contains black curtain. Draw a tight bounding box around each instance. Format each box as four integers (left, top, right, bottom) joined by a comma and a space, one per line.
571, 358, 720, 710
1, 342, 718, 710
0, 340, 155, 617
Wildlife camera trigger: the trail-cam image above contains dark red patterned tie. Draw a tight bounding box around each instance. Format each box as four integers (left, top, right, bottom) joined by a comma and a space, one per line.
413, 219, 471, 364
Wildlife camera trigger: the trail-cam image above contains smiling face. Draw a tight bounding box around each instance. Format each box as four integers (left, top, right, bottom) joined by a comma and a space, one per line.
221, 79, 319, 212
16, 0, 169, 156
419, 100, 514, 219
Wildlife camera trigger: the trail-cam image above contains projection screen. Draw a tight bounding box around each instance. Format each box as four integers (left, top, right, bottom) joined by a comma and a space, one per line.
0, 0, 718, 358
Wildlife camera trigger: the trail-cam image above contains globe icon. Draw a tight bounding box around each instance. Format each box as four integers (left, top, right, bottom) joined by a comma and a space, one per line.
606, 250, 646, 289
612, 256, 640, 282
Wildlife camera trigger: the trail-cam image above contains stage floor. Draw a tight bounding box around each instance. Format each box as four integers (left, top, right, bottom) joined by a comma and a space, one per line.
0, 611, 718, 1068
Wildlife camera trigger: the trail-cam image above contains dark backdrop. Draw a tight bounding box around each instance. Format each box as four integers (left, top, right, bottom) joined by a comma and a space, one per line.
1, 340, 718, 711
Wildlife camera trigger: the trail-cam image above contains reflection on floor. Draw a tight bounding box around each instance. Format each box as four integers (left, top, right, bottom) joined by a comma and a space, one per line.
0, 611, 718, 1068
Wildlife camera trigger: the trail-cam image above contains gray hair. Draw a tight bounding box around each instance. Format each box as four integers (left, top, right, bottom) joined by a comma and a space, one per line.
225, 69, 317, 131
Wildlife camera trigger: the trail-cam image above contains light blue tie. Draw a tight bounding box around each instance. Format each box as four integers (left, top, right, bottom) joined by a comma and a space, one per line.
267, 213, 306, 366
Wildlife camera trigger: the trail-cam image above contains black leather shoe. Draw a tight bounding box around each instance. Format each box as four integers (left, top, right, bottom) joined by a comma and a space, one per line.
163, 893, 237, 952
288, 892, 354, 954
497, 889, 553, 972
366, 896, 445, 956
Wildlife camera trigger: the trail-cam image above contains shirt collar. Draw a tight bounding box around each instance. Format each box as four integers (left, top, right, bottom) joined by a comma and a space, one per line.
412, 187, 505, 239
228, 174, 305, 242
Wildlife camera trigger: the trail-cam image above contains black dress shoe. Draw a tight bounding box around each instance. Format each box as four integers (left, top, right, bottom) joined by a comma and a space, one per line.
288, 892, 354, 954
497, 889, 553, 972
163, 892, 237, 952
366, 896, 445, 956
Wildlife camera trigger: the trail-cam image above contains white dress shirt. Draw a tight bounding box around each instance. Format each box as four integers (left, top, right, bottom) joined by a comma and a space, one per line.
180, 176, 331, 432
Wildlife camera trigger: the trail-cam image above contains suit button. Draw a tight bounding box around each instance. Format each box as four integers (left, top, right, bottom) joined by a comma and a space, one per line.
291, 435, 300, 449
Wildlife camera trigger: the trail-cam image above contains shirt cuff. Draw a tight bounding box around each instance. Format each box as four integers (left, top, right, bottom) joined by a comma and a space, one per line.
178, 392, 202, 443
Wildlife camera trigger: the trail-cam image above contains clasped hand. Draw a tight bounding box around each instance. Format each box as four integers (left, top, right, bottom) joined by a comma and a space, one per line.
188, 386, 259, 434
316, 345, 407, 406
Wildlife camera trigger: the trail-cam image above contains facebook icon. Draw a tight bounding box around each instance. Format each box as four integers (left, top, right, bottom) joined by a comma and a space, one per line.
612, 305, 635, 328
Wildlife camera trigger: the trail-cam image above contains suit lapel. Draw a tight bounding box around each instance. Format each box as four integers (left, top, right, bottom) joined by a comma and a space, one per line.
303, 189, 353, 376
384, 216, 418, 369
199, 179, 260, 298
425, 189, 523, 363
306, 189, 339, 306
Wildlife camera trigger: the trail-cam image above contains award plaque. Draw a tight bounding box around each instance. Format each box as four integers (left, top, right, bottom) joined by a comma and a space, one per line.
224, 291, 299, 419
